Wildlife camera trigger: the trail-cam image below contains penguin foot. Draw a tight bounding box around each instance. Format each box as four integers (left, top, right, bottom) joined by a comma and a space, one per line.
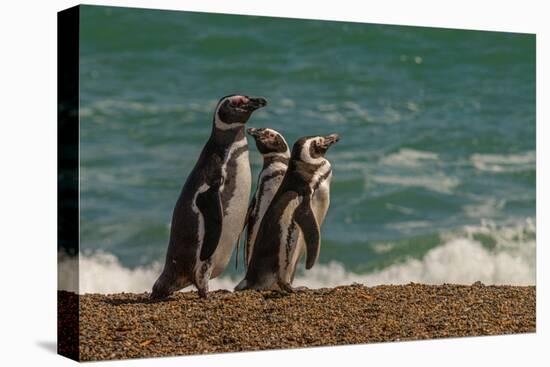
150, 286, 171, 301
234, 278, 248, 291
195, 262, 212, 299
277, 281, 295, 293
197, 288, 209, 299
262, 290, 284, 299
150, 293, 165, 302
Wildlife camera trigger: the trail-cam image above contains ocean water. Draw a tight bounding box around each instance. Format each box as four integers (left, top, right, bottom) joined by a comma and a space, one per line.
67, 5, 536, 293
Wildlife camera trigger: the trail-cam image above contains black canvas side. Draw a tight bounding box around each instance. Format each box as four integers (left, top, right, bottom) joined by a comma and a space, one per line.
57, 4, 80, 362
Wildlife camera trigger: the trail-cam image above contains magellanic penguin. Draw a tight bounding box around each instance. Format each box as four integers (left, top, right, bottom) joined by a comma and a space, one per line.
151, 95, 267, 300
239, 128, 290, 268
235, 134, 339, 292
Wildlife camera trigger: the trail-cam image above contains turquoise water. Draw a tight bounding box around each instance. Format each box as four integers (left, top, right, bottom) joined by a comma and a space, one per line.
76, 5, 535, 291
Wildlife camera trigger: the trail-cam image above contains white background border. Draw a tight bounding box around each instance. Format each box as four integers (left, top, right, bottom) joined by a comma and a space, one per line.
0, 0, 546, 366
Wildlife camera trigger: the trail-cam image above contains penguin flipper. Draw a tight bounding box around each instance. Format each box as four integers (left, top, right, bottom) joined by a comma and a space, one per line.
234, 231, 242, 269
243, 195, 257, 267
198, 183, 223, 261
295, 200, 320, 270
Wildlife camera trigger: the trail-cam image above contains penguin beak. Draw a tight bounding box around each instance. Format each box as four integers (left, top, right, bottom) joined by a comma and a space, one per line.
323, 134, 340, 147
243, 97, 267, 112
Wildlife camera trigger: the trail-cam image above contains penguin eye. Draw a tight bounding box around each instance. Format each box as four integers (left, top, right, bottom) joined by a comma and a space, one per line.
269, 133, 274, 138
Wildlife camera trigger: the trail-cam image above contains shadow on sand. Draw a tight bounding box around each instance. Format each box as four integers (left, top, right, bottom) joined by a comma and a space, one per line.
102, 295, 174, 306
36, 341, 57, 354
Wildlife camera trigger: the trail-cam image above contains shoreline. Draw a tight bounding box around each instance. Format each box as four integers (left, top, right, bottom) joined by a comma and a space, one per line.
61, 283, 536, 361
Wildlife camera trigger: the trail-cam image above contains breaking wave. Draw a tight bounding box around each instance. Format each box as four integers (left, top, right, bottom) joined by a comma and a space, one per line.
59, 219, 535, 294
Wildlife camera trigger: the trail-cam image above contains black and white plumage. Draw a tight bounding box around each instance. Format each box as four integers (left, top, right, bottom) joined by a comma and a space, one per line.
151, 94, 267, 300
240, 128, 290, 268
235, 134, 339, 292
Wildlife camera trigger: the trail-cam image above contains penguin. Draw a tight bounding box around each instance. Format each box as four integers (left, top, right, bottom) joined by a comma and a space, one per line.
239, 128, 290, 268
151, 94, 267, 299
235, 134, 339, 292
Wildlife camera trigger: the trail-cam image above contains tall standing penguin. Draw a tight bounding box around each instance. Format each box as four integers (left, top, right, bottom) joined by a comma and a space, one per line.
235, 134, 339, 292
240, 128, 290, 268
151, 94, 267, 299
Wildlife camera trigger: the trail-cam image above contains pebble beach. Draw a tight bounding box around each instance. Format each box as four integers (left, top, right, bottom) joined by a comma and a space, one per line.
59, 283, 535, 361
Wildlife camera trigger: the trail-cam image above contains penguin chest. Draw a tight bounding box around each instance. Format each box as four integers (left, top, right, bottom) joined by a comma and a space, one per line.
277, 197, 303, 280
249, 171, 285, 250
256, 168, 286, 221
312, 173, 332, 227
291, 172, 332, 279
210, 141, 251, 277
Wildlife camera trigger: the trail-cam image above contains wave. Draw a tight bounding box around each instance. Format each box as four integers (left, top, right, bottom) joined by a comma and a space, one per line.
470, 151, 535, 173
381, 148, 439, 168
79, 99, 219, 118
463, 198, 507, 218
372, 173, 460, 194
59, 219, 535, 294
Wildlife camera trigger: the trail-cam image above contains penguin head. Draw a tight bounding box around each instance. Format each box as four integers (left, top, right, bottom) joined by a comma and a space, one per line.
292, 134, 340, 164
214, 95, 267, 129
247, 127, 290, 156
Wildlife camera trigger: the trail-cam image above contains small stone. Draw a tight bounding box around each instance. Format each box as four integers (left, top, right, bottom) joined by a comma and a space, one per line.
63, 284, 535, 361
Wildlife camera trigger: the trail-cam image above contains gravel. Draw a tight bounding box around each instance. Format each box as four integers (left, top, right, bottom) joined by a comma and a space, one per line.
60, 283, 535, 361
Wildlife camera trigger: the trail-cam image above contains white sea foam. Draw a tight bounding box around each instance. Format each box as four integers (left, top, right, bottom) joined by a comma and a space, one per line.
59, 219, 535, 294
471, 151, 535, 173
372, 173, 459, 194
372, 149, 460, 193
381, 148, 439, 168
386, 220, 432, 233
463, 198, 506, 218
347, 238, 533, 287
296, 218, 534, 287
58, 253, 78, 292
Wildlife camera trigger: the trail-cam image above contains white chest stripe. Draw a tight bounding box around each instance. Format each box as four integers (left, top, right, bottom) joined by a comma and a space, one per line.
191, 183, 211, 257
256, 175, 281, 215
310, 161, 331, 189
215, 117, 244, 130
220, 137, 248, 192
254, 162, 287, 219
263, 150, 290, 159
263, 161, 287, 176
